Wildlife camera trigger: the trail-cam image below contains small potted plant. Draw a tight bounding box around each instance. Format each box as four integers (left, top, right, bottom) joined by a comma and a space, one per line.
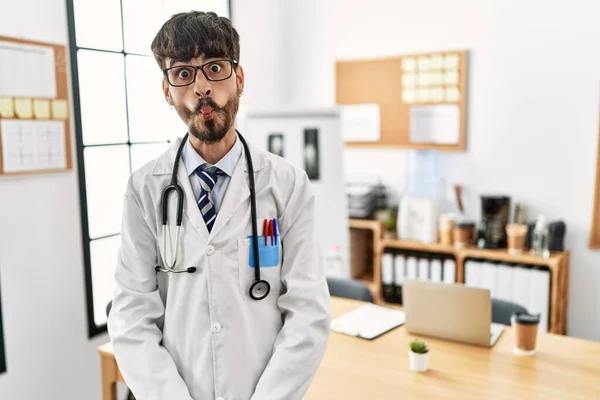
409, 338, 430, 372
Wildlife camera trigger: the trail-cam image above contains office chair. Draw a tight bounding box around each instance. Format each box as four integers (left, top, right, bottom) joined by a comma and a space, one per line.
492, 298, 527, 326
106, 300, 136, 400
326, 276, 374, 303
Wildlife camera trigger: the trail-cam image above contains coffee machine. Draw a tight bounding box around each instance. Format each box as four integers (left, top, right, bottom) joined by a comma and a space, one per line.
477, 195, 511, 249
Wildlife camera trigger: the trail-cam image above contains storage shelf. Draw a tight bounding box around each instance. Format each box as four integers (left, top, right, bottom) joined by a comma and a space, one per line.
382, 238, 566, 268
348, 219, 570, 335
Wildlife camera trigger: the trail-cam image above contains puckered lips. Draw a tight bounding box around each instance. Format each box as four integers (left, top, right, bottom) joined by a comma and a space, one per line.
199, 105, 213, 120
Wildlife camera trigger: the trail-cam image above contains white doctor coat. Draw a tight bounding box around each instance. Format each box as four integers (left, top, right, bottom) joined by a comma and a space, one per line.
107, 136, 332, 400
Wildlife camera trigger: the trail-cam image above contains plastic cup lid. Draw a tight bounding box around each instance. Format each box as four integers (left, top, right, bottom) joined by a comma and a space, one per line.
512, 312, 540, 325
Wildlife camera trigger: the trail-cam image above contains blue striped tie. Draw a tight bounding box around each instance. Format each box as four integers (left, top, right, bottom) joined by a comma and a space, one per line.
195, 164, 221, 232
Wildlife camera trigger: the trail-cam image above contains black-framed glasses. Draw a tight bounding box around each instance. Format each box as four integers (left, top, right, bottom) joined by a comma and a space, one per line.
163, 59, 238, 87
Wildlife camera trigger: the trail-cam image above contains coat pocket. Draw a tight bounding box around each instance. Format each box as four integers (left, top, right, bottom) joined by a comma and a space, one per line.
237, 237, 282, 300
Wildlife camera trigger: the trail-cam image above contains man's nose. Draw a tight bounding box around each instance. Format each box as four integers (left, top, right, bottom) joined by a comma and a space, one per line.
194, 70, 212, 98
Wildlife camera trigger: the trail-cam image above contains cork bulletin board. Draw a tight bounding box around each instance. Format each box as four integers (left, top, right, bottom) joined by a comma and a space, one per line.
0, 35, 73, 176
336, 50, 468, 151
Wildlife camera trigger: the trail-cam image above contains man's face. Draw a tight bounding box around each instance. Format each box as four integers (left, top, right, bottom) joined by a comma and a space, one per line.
163, 55, 244, 144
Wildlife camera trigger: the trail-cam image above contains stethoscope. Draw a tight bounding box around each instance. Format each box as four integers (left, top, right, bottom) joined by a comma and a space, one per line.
155, 130, 271, 301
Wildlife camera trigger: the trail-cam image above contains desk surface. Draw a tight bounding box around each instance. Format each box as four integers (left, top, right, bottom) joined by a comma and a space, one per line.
99, 297, 600, 399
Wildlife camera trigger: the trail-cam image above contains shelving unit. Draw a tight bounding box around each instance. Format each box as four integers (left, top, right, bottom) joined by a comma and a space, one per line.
348, 218, 570, 335
348, 219, 385, 303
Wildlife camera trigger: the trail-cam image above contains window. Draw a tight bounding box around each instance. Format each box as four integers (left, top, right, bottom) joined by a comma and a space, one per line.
66, 0, 232, 338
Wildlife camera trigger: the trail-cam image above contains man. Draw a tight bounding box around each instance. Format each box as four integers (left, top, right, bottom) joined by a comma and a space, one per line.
107, 11, 332, 400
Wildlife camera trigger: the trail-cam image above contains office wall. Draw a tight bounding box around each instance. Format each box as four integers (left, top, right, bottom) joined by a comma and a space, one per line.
0, 0, 107, 398
0, 0, 283, 398
282, 0, 600, 341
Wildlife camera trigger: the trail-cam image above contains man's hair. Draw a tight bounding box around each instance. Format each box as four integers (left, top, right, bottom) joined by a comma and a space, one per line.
151, 11, 240, 71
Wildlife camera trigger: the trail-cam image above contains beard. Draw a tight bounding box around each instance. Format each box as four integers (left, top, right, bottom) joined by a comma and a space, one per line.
184, 92, 239, 144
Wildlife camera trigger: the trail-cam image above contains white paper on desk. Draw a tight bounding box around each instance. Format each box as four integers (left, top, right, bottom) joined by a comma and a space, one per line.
409, 104, 460, 144
331, 303, 405, 340
0, 41, 57, 99
341, 103, 380, 142
1, 119, 66, 172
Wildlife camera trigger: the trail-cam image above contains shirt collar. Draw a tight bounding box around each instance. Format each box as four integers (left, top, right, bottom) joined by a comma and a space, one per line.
182, 133, 242, 178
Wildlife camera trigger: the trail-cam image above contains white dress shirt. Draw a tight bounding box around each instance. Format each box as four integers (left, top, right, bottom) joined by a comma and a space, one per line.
181, 133, 243, 213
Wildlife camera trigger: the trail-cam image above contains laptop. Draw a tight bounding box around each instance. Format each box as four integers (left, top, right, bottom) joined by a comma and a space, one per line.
403, 280, 505, 347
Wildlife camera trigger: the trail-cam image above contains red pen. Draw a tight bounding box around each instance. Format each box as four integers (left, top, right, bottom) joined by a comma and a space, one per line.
262, 219, 268, 245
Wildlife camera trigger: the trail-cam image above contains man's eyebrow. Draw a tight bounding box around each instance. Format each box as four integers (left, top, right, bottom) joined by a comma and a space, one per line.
169, 59, 192, 67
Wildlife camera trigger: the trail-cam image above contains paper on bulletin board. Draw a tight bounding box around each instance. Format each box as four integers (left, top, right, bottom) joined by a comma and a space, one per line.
341, 103, 381, 142
0, 40, 57, 98
1, 119, 66, 172
409, 104, 460, 144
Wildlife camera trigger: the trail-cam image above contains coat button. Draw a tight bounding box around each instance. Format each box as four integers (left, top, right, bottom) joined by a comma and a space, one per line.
206, 245, 215, 256
211, 323, 222, 334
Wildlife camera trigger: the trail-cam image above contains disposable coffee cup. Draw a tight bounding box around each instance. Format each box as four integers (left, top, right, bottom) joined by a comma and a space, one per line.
506, 223, 527, 255
511, 312, 540, 356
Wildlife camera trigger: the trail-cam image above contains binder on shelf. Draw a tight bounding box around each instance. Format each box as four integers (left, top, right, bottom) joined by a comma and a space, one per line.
394, 254, 406, 304
430, 258, 443, 283
496, 263, 514, 303
418, 257, 430, 281
480, 261, 498, 299
381, 252, 395, 303
407, 255, 418, 280
443, 258, 456, 284
512, 265, 532, 316
465, 260, 482, 288
529, 267, 550, 333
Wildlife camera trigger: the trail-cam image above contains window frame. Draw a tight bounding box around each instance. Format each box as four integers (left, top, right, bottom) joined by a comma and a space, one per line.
66, 0, 233, 338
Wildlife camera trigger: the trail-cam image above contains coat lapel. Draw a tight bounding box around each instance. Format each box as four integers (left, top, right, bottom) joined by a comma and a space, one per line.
209, 137, 266, 241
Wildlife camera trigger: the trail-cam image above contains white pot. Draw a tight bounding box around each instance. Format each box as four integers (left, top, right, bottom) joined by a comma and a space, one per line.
409, 350, 429, 372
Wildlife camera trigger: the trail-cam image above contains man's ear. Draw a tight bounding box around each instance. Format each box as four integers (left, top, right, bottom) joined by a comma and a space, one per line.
162, 78, 173, 106
235, 64, 245, 95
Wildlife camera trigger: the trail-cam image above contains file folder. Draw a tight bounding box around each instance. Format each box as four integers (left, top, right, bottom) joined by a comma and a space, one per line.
418, 257, 430, 281
443, 258, 456, 284
394, 254, 406, 304
430, 258, 443, 283
496, 264, 514, 302
512, 265, 532, 315
529, 267, 550, 333
381, 253, 395, 303
407, 256, 418, 280
465, 260, 482, 288
480, 261, 498, 299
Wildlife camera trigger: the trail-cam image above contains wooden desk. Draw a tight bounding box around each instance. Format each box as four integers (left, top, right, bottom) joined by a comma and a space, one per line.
99, 297, 600, 400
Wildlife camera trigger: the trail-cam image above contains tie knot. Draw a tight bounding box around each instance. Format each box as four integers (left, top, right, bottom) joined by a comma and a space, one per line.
196, 164, 221, 192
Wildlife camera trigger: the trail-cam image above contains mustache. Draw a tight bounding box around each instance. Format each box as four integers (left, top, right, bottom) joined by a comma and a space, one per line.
194, 97, 220, 114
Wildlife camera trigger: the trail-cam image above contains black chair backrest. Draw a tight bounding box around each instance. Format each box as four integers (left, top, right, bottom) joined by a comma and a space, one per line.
326, 276, 373, 303
492, 298, 527, 326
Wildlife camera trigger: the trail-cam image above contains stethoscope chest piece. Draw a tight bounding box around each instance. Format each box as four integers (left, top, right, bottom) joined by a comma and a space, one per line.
249, 280, 271, 300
